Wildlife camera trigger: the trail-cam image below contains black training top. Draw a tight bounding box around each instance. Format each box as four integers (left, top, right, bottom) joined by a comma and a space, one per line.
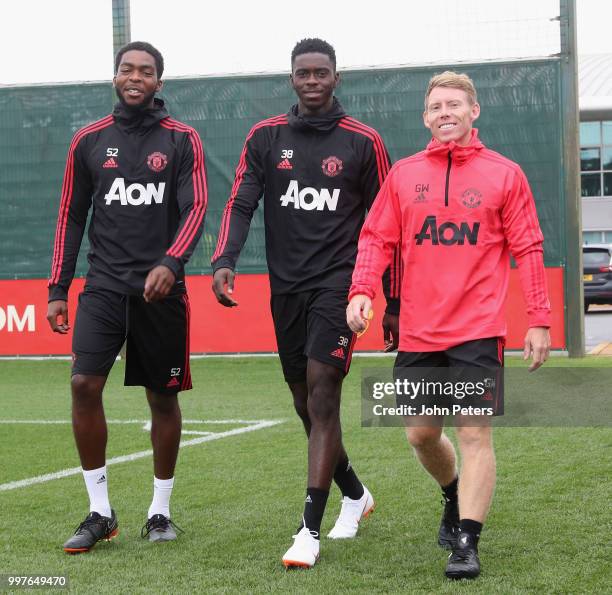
48, 99, 207, 301
211, 99, 400, 302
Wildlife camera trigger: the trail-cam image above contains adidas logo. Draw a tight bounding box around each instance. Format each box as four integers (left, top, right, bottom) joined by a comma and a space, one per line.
166, 377, 180, 388
305, 495, 312, 503
276, 158, 292, 170
330, 347, 345, 359
414, 191, 427, 203
103, 157, 118, 168
97, 474, 106, 484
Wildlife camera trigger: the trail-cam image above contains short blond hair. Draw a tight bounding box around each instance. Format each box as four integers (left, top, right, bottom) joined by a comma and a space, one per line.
424, 71, 477, 109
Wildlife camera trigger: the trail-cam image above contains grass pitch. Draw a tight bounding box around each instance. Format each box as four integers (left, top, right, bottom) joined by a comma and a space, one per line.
0, 356, 610, 594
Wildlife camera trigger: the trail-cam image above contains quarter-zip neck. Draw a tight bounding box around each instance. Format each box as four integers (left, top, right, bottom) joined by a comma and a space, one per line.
287, 97, 346, 132
113, 98, 168, 135
425, 130, 484, 208
444, 151, 452, 207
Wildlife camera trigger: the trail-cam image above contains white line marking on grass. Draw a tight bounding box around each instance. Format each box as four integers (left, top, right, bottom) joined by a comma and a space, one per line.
0, 419, 283, 492
181, 431, 214, 436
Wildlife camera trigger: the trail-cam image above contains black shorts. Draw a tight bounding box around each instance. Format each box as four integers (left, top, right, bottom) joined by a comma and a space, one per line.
72, 286, 192, 394
394, 338, 504, 415
271, 288, 357, 383
395, 337, 504, 369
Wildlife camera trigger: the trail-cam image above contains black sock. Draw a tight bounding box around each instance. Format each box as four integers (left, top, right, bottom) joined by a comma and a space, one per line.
442, 476, 458, 501
459, 518, 483, 547
441, 477, 459, 521
333, 456, 364, 500
302, 487, 329, 539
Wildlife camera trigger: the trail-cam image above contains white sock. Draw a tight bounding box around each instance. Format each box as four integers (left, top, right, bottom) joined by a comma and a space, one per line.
82, 466, 111, 518
148, 476, 174, 519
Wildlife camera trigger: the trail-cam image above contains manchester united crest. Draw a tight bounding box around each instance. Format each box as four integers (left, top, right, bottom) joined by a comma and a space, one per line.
322, 156, 343, 178
461, 188, 482, 209
147, 152, 168, 172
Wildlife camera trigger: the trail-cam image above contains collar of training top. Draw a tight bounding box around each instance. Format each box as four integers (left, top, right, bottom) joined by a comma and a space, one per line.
112, 98, 169, 134
425, 128, 485, 165
287, 97, 346, 133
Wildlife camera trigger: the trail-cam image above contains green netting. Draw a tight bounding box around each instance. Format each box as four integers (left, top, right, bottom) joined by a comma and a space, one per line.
0, 59, 562, 280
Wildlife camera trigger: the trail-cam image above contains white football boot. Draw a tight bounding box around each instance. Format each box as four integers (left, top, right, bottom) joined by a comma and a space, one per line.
327, 485, 375, 539
282, 526, 320, 569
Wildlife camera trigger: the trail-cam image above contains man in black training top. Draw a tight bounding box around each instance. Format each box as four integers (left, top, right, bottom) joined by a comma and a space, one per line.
47, 41, 206, 553
211, 38, 399, 568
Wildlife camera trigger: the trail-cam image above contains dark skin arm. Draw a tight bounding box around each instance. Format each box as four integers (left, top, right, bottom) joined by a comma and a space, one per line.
47, 300, 70, 334
212, 267, 238, 307
382, 312, 399, 352
143, 265, 176, 303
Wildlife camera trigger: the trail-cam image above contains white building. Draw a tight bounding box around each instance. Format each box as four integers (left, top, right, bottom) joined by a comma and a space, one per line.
579, 53, 612, 243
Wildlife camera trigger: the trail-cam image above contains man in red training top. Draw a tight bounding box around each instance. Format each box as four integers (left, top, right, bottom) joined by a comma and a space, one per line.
347, 71, 551, 580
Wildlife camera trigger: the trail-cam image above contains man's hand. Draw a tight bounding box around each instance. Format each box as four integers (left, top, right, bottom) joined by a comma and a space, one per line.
212, 268, 238, 307
347, 295, 372, 333
143, 265, 176, 303
524, 326, 551, 371
47, 300, 70, 334
382, 313, 399, 352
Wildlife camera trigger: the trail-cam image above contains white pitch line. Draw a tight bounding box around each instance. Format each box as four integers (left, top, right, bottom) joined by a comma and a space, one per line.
180, 430, 213, 436
0, 419, 282, 492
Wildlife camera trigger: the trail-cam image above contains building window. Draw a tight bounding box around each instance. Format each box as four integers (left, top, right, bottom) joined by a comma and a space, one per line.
580, 121, 612, 198
583, 231, 605, 244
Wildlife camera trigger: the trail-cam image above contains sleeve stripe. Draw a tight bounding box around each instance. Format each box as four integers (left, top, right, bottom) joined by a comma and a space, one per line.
169, 129, 206, 257
49, 115, 114, 286
481, 152, 543, 247
390, 245, 397, 297
160, 119, 208, 258
338, 117, 398, 297
213, 115, 287, 262
338, 117, 391, 184
212, 115, 288, 263
338, 120, 386, 183
393, 244, 402, 297
160, 119, 205, 256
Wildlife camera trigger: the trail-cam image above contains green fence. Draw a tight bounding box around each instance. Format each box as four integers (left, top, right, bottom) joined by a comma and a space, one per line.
0, 59, 562, 279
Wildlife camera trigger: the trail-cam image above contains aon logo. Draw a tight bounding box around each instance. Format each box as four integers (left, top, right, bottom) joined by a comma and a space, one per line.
415, 215, 480, 246
280, 180, 340, 211
104, 178, 165, 206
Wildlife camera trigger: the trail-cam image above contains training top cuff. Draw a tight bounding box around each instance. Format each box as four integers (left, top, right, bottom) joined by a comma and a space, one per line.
348, 285, 376, 302
160, 256, 182, 278
48, 285, 68, 302
528, 310, 551, 328
211, 257, 236, 274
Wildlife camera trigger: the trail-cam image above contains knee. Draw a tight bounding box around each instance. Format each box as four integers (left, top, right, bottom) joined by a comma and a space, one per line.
148, 392, 180, 418
406, 427, 442, 450
305, 364, 343, 424
292, 395, 309, 422
307, 387, 339, 423
456, 426, 492, 452
71, 374, 103, 404
289, 383, 309, 421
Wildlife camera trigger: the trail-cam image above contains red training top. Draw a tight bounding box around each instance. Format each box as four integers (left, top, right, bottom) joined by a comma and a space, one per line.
350, 129, 551, 351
